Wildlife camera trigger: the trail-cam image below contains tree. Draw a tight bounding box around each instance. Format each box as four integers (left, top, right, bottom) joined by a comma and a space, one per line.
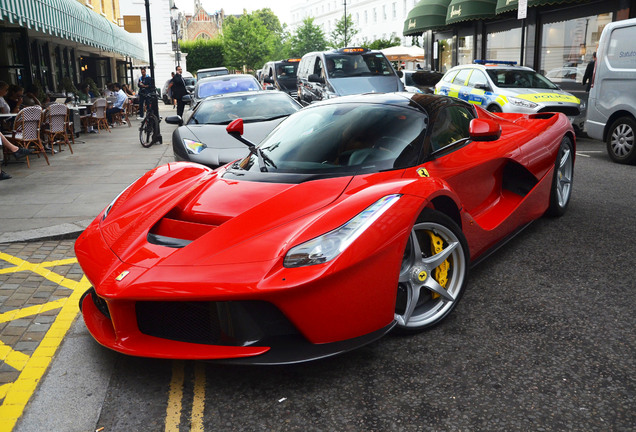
222, 13, 274, 71
289, 17, 327, 57
179, 38, 224, 74
362, 35, 402, 51
329, 14, 359, 49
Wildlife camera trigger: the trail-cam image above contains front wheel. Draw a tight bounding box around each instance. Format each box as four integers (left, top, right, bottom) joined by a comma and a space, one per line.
487, 104, 502, 113
606, 116, 636, 164
139, 115, 158, 148
395, 209, 469, 333
546, 136, 574, 217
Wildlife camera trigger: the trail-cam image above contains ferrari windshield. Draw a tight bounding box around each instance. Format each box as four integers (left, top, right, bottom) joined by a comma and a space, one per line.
235, 103, 427, 174
486, 69, 558, 89
190, 93, 300, 125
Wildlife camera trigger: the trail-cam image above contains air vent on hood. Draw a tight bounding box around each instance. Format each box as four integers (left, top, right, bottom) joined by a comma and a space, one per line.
147, 216, 217, 248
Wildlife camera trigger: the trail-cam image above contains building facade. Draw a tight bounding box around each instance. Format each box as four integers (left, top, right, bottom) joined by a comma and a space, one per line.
179, 0, 224, 41
0, 0, 145, 95
289, 0, 422, 46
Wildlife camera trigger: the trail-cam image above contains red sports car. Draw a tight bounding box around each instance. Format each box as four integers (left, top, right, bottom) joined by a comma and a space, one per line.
75, 93, 574, 364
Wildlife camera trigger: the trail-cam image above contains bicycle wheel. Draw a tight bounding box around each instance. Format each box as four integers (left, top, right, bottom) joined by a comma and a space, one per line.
139, 115, 158, 148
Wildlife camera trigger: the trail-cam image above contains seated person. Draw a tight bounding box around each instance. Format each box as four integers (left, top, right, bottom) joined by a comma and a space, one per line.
0, 131, 34, 180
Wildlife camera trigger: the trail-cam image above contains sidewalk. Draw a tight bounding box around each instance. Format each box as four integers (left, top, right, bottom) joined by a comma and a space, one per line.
0, 104, 180, 243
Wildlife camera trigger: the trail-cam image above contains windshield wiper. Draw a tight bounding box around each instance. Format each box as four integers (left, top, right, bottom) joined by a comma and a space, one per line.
227, 124, 276, 172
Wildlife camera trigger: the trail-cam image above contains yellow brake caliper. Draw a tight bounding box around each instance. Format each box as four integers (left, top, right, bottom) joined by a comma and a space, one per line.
428, 231, 449, 299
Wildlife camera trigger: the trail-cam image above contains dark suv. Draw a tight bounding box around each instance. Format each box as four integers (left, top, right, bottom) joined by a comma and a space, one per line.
296, 47, 404, 104
260, 58, 301, 98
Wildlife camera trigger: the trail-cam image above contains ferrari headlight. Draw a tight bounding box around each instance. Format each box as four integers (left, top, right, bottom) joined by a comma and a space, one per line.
102, 181, 136, 220
183, 138, 207, 155
283, 194, 401, 268
508, 97, 538, 109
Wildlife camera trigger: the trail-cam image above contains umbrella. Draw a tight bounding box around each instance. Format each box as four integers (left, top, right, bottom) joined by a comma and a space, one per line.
380, 46, 425, 61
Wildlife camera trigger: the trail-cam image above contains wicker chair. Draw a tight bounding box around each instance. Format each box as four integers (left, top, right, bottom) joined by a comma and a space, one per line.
43, 103, 73, 154
89, 98, 110, 133
9, 106, 49, 167
112, 98, 132, 127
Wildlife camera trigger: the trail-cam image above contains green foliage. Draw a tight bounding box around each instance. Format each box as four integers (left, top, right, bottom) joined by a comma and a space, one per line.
329, 14, 359, 49
362, 36, 402, 51
222, 12, 275, 71
289, 17, 327, 57
85, 78, 102, 97
180, 38, 225, 74
62, 76, 78, 95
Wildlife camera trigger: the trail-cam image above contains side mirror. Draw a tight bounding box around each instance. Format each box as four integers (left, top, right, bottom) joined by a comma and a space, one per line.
396, 70, 404, 78
165, 115, 183, 126
264, 76, 274, 84
474, 83, 490, 91
226, 118, 244, 136
182, 94, 192, 102
469, 118, 501, 141
308, 74, 325, 84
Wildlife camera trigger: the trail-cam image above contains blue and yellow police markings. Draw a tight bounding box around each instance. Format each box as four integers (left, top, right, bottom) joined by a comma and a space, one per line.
0, 251, 90, 432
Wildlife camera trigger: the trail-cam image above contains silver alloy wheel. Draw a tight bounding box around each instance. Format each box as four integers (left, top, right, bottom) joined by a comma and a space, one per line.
556, 143, 573, 208
609, 122, 634, 158
395, 221, 467, 329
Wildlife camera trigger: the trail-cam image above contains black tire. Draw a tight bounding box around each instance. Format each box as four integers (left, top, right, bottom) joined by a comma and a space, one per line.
395, 209, 469, 333
487, 104, 502, 113
546, 136, 574, 217
606, 116, 636, 164
139, 115, 158, 148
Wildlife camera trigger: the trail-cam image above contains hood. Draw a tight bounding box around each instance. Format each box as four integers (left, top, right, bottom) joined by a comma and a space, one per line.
101, 164, 354, 268
500, 88, 580, 105
330, 76, 403, 96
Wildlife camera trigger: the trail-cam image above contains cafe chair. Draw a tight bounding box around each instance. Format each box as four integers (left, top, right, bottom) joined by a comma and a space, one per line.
90, 98, 110, 133
112, 98, 132, 127
9, 105, 49, 167
43, 103, 73, 154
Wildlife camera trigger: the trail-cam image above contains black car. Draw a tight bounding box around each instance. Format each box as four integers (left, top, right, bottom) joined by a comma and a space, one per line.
260, 58, 301, 97
296, 47, 404, 104
166, 91, 301, 169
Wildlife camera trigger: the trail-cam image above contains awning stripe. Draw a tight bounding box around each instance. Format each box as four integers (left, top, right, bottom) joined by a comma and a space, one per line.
0, 0, 146, 61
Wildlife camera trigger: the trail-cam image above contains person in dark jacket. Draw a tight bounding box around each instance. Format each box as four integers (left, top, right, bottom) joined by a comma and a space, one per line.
168, 66, 187, 117
582, 52, 596, 92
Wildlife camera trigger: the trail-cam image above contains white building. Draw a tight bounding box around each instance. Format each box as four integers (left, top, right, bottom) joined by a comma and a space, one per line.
118, 0, 186, 91
289, 0, 421, 46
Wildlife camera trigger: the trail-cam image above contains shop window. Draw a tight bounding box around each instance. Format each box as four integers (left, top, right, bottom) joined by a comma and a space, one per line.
439, 37, 454, 73
486, 28, 521, 65
458, 36, 473, 65
539, 13, 612, 77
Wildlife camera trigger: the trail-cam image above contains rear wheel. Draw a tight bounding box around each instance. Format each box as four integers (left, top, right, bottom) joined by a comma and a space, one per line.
606, 116, 636, 164
395, 209, 469, 333
139, 115, 158, 148
546, 136, 574, 217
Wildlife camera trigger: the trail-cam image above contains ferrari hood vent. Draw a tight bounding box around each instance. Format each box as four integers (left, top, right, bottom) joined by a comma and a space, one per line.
147, 215, 221, 248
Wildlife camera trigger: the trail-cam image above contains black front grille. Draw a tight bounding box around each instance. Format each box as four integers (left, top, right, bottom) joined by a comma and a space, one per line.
136, 300, 299, 346
538, 106, 580, 116
92, 292, 111, 319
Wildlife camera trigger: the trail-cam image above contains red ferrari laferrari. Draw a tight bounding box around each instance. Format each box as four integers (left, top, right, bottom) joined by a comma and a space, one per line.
75, 93, 575, 364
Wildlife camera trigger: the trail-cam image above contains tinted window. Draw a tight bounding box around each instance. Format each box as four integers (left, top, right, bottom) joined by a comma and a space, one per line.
237, 103, 427, 174
430, 106, 473, 152
190, 93, 299, 125
276, 63, 298, 78
486, 69, 558, 89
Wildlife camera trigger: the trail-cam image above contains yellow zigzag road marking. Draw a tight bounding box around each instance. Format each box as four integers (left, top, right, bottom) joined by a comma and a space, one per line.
0, 251, 90, 432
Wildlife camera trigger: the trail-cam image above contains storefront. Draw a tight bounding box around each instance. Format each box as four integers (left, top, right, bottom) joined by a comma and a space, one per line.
0, 0, 146, 95
404, 0, 633, 77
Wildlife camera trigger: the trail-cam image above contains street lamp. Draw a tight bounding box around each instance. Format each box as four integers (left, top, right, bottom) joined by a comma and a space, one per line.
343, 0, 348, 47
171, 4, 181, 67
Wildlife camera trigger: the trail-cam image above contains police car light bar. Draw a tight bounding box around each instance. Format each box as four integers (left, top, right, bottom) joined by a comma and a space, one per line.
473, 59, 517, 65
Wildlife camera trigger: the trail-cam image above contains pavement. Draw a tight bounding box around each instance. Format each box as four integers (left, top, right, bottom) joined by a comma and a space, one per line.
0, 104, 180, 244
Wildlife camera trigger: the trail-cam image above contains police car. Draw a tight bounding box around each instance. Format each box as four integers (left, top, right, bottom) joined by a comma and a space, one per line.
435, 60, 581, 126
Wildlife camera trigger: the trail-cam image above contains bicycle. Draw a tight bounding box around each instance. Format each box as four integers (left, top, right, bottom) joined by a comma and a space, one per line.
139, 91, 162, 148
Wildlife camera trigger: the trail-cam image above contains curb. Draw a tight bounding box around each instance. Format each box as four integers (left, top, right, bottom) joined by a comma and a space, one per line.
0, 220, 92, 244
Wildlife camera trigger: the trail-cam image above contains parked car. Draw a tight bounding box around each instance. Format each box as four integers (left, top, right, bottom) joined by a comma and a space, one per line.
76, 92, 575, 364
161, 73, 196, 105
435, 60, 583, 131
401, 69, 443, 94
585, 17, 636, 164
188, 74, 261, 107
166, 91, 301, 169
196, 67, 229, 80
260, 58, 301, 97
297, 47, 404, 104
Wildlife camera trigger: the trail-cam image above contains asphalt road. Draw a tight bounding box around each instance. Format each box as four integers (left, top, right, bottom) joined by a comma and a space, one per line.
15, 138, 636, 432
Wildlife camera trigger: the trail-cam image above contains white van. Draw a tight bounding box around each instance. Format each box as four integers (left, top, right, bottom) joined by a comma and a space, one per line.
585, 17, 636, 164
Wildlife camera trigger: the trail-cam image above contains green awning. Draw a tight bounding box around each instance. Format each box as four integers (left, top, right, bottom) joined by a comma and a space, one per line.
496, 0, 584, 14
0, 0, 146, 61
446, 0, 497, 25
403, 0, 452, 36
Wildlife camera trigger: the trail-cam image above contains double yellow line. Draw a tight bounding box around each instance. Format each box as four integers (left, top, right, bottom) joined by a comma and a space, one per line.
165, 361, 206, 431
